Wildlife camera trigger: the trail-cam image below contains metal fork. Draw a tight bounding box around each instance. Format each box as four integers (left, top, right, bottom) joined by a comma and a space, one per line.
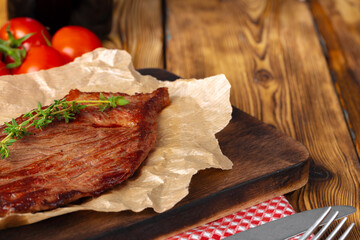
298, 207, 355, 240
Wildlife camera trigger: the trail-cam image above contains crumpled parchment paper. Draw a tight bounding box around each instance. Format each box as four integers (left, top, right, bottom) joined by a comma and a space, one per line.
0, 48, 233, 229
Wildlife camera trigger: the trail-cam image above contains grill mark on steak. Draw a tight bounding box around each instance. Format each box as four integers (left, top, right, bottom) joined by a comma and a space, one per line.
0, 87, 170, 217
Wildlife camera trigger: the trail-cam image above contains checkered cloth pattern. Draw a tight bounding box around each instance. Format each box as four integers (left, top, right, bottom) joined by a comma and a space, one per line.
168, 196, 302, 240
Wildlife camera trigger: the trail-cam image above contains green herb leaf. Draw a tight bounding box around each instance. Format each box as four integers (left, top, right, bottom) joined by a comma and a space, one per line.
99, 93, 107, 101
0, 144, 10, 159
116, 96, 129, 106
0, 93, 130, 159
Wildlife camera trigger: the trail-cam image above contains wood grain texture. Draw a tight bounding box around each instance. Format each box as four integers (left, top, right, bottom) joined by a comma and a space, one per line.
103, 0, 164, 69
0, 0, 359, 238
0, 0, 7, 27
166, 0, 360, 238
309, 0, 360, 159
0, 89, 309, 240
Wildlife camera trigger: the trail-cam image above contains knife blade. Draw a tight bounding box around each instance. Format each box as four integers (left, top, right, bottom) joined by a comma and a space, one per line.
224, 205, 356, 240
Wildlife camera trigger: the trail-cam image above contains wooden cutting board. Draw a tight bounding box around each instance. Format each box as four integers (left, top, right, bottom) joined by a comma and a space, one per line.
0, 69, 309, 240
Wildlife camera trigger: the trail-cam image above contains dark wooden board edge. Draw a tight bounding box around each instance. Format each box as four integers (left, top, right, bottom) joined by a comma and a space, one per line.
137, 68, 181, 81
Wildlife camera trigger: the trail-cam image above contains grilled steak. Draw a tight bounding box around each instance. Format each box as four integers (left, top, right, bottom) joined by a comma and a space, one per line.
0, 88, 170, 217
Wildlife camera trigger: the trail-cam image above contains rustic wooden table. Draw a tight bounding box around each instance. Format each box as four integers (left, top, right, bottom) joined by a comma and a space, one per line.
1, 0, 360, 239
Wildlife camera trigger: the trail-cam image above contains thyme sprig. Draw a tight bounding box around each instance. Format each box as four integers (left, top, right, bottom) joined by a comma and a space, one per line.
0, 94, 129, 159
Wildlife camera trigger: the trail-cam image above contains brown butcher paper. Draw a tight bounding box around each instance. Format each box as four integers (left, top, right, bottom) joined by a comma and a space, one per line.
0, 48, 232, 229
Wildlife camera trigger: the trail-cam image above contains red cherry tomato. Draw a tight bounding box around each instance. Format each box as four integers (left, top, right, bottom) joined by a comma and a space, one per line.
0, 17, 51, 50
0, 61, 11, 76
51, 26, 102, 63
11, 45, 64, 75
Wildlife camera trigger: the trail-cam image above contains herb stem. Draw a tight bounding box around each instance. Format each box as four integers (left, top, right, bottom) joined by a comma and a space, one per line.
0, 93, 129, 159
71, 100, 112, 104
1, 132, 13, 145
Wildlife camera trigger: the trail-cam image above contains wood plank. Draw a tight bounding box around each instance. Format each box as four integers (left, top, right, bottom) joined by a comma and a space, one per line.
309, 0, 360, 162
0, 0, 7, 29
0, 70, 309, 239
103, 0, 164, 69
165, 0, 360, 238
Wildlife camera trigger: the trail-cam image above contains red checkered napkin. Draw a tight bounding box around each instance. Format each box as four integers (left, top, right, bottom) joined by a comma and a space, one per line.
168, 196, 299, 240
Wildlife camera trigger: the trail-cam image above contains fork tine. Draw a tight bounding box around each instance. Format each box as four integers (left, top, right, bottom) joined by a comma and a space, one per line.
312, 211, 339, 240
325, 217, 348, 240
338, 223, 355, 240
298, 207, 332, 240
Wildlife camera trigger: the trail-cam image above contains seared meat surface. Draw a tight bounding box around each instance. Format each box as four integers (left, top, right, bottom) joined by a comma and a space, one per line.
0, 88, 170, 216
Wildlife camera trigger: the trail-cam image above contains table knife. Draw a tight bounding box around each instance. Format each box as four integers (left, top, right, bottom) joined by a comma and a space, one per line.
224, 205, 356, 240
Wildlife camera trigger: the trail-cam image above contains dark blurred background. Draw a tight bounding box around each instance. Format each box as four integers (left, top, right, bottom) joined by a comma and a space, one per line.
6, 0, 113, 40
